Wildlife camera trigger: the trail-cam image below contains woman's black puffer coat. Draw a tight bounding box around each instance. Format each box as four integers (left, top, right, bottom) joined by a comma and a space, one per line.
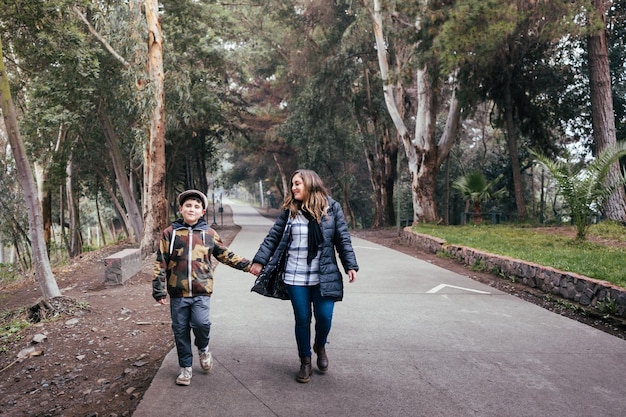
252, 197, 359, 301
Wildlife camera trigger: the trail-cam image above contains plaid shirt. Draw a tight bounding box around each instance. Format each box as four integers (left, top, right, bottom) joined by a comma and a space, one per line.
283, 212, 320, 286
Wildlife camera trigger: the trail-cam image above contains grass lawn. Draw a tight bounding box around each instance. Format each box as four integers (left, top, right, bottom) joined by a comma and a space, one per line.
412, 222, 626, 288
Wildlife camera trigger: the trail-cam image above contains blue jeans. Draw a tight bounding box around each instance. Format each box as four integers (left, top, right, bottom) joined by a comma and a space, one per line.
285, 284, 335, 358
170, 296, 211, 368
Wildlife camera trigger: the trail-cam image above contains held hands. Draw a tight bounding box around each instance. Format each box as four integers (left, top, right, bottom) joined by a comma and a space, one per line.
249, 262, 356, 282
250, 262, 263, 276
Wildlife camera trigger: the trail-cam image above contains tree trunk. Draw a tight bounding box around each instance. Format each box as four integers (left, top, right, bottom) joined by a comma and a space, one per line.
95, 168, 134, 239
34, 163, 52, 254
588, 0, 626, 222
98, 107, 143, 241
140, 0, 168, 256
0, 38, 60, 298
65, 153, 82, 258
503, 79, 528, 220
60, 184, 68, 253
370, 1, 461, 224
410, 66, 439, 223
95, 191, 107, 247
355, 63, 398, 227
272, 153, 288, 199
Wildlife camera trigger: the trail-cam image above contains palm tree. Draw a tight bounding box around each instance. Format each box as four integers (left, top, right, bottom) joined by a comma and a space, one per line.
453, 172, 506, 224
531, 143, 626, 240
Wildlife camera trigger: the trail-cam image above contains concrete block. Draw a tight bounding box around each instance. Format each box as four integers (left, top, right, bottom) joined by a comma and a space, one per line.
104, 248, 142, 285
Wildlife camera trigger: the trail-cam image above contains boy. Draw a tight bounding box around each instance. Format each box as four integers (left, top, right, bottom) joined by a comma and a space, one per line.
152, 190, 252, 386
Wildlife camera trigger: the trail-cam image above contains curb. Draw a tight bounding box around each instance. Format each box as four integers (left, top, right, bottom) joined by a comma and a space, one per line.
400, 227, 626, 318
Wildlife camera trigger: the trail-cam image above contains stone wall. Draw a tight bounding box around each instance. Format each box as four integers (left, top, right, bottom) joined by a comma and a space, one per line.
400, 228, 626, 318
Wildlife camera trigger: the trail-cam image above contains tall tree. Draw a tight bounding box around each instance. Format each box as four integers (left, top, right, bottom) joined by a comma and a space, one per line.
434, 0, 583, 221
75, 1, 166, 253
137, 0, 167, 254
366, 0, 461, 224
0, 37, 60, 298
587, 0, 626, 222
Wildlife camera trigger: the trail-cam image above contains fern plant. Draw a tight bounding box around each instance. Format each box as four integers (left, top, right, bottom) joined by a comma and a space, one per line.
531, 143, 626, 240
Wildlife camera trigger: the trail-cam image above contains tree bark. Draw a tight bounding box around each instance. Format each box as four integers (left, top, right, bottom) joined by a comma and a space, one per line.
503, 79, 528, 220
0, 38, 60, 299
140, 0, 168, 256
65, 152, 82, 258
272, 153, 288, 199
370, 0, 461, 224
357, 64, 398, 227
97, 107, 143, 242
95, 168, 133, 241
588, 0, 626, 222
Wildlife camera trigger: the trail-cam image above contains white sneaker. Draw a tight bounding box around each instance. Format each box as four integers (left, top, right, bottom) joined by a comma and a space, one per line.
176, 367, 192, 386
199, 350, 213, 372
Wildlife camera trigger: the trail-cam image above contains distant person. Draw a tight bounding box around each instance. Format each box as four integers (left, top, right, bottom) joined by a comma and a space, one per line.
152, 190, 253, 386
250, 169, 359, 383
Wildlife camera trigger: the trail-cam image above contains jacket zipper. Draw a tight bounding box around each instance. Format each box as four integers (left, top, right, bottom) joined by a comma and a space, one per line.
187, 227, 193, 297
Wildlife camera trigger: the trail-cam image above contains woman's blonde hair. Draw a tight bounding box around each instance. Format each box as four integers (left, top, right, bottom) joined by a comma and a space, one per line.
283, 169, 329, 222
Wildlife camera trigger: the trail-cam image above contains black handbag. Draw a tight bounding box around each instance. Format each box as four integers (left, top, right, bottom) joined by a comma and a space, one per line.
251, 223, 290, 300
250, 260, 289, 300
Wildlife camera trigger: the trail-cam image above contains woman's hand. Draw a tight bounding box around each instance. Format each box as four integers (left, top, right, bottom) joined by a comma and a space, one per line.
347, 269, 357, 283
250, 262, 263, 276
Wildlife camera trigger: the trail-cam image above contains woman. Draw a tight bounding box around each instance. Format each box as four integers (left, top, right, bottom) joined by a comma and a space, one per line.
250, 169, 359, 383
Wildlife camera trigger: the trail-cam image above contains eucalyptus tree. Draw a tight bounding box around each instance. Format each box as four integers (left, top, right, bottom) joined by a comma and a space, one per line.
74, 0, 166, 254
0, 0, 99, 295
0, 36, 61, 298
1, 1, 79, 260
363, 0, 461, 224
587, 0, 626, 222
141, 0, 167, 254
339, 6, 400, 227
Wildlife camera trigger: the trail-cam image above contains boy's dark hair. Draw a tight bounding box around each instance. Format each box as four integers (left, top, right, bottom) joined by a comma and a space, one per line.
178, 190, 208, 209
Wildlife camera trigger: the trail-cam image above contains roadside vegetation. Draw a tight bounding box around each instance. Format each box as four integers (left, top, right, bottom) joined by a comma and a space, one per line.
412, 221, 626, 287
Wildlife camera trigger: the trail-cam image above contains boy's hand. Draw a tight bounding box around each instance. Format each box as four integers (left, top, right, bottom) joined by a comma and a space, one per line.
250, 262, 263, 276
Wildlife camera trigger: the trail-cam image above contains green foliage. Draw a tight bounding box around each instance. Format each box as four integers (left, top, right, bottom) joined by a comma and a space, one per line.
412, 223, 626, 287
433, 0, 589, 156
530, 143, 626, 240
0, 263, 22, 286
0, 308, 30, 352
452, 171, 505, 222
436, 0, 518, 73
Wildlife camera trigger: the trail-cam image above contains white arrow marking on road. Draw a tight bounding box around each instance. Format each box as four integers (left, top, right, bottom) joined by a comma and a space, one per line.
426, 284, 491, 294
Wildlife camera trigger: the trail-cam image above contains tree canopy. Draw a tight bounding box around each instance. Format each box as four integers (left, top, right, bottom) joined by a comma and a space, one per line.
0, 0, 624, 283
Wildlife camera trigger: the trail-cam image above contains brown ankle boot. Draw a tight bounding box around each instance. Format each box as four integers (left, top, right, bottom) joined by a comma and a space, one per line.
296, 356, 312, 383
313, 344, 328, 372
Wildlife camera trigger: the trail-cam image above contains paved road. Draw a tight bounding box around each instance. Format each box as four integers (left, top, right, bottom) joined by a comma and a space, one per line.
134, 200, 626, 417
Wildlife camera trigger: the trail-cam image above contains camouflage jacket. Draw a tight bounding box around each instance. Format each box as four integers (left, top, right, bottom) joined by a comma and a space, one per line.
152, 217, 250, 300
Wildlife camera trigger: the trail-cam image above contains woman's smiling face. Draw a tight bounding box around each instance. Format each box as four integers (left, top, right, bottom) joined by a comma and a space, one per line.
291, 174, 307, 202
